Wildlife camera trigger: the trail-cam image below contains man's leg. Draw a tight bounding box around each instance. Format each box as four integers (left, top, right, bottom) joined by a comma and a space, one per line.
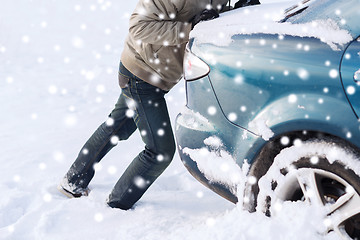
60, 92, 137, 196
107, 78, 176, 210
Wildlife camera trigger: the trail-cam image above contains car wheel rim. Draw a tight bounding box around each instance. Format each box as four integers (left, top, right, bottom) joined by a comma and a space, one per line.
275, 168, 360, 239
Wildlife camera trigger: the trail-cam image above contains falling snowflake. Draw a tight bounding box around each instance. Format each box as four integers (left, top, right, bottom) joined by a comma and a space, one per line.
126, 99, 136, 109
106, 117, 114, 126
72, 36, 84, 48
108, 166, 117, 175
82, 148, 89, 155
346, 85, 356, 95
228, 112, 237, 121
48, 85, 58, 94
37, 57, 44, 64
104, 28, 111, 35
157, 128, 165, 136
93, 163, 102, 171
134, 176, 146, 188
293, 138, 303, 147
346, 131, 352, 139
310, 156, 319, 164
61, 89, 68, 95
31, 113, 38, 120
207, 106, 217, 115
13, 175, 21, 183
150, 74, 160, 84
273, 200, 283, 213
39, 162, 47, 170
234, 75, 244, 84
43, 193, 52, 202
329, 69, 338, 78
74, 4, 81, 11
280, 136, 290, 146
40, 21, 47, 28
126, 109, 135, 118
7, 225, 15, 233
297, 68, 309, 80
94, 213, 104, 222
247, 176, 257, 185
90, 5, 97, 11
54, 45, 61, 51
64, 115, 77, 127
196, 191, 204, 198
157, 154, 164, 162
22, 35, 30, 43
288, 94, 297, 103
53, 151, 65, 162
96, 84, 106, 94
110, 136, 119, 145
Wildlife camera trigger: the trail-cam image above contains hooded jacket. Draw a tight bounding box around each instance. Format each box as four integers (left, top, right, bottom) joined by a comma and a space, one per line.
120, 0, 229, 91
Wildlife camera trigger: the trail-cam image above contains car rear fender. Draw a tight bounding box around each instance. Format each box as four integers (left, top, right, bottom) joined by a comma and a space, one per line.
244, 93, 360, 165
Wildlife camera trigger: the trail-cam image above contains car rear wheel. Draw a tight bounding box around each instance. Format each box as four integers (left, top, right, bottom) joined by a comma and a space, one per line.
255, 139, 360, 239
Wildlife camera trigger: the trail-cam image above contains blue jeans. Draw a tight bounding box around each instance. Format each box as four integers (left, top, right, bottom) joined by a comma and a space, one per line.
64, 63, 176, 210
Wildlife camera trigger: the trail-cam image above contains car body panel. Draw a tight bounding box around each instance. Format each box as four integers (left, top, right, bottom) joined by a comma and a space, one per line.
193, 35, 360, 142
175, 0, 360, 204
176, 75, 262, 203
340, 37, 360, 118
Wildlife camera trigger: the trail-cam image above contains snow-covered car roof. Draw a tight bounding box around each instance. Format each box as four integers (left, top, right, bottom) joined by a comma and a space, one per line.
191, 0, 359, 50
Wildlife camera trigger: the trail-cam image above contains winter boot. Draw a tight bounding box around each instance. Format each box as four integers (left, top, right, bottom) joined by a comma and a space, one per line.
57, 178, 90, 198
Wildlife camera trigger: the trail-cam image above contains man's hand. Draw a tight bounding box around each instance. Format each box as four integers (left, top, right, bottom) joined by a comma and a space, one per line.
234, 0, 260, 9
190, 9, 219, 29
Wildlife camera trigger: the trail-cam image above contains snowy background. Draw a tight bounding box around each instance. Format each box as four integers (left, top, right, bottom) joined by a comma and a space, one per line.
0, 0, 339, 239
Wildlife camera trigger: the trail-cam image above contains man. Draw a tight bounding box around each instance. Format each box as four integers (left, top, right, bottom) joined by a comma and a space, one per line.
58, 0, 229, 210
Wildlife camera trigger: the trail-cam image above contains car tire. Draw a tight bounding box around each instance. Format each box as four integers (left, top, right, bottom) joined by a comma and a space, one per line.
254, 138, 360, 239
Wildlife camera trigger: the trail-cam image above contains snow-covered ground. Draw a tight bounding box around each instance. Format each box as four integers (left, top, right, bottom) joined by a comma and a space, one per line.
0, 0, 342, 239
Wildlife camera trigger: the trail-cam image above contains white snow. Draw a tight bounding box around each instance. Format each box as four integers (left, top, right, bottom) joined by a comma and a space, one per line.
176, 106, 216, 132
0, 0, 352, 239
182, 137, 245, 194
191, 1, 353, 50
248, 118, 275, 141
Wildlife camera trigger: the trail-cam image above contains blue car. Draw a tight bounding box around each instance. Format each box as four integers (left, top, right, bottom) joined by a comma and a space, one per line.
175, 0, 360, 238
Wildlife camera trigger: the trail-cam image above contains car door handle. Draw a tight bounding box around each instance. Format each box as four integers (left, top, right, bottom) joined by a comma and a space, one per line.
354, 69, 360, 82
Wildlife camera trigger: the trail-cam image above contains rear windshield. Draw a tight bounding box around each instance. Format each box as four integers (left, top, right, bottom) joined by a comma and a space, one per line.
282, 0, 360, 38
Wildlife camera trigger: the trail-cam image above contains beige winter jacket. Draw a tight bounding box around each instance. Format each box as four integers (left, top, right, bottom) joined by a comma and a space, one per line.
120, 0, 229, 91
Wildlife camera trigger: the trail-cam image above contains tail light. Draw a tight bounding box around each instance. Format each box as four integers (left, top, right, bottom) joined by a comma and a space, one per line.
183, 44, 210, 81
